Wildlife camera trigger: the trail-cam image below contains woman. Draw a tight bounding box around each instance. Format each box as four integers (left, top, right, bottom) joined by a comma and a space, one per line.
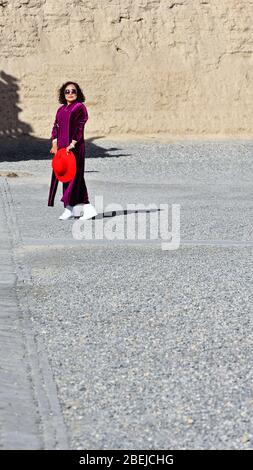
48, 81, 97, 220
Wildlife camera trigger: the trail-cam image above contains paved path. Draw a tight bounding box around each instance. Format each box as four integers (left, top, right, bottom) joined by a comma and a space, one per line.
0, 177, 69, 449
0, 138, 252, 449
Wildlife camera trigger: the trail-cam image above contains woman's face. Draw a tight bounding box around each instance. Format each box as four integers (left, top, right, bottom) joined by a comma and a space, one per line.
64, 84, 77, 104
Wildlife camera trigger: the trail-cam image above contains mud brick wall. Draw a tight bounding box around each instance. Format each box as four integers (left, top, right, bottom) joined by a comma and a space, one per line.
0, 0, 252, 138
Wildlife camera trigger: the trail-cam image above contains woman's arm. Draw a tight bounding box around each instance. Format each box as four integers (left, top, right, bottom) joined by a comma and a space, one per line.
51, 111, 59, 141
71, 104, 89, 143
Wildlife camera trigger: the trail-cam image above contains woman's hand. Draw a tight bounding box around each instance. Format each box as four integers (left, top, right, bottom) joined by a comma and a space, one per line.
66, 145, 73, 154
66, 141, 77, 154
50, 142, 58, 155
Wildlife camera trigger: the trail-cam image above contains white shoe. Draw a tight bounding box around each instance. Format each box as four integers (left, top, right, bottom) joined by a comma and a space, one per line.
72, 204, 85, 217
79, 203, 98, 220
58, 205, 74, 220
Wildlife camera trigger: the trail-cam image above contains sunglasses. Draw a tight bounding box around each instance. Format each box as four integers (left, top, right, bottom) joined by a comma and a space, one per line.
64, 88, 77, 95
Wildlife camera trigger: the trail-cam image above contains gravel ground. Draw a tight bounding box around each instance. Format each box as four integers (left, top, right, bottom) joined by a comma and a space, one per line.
1, 137, 253, 449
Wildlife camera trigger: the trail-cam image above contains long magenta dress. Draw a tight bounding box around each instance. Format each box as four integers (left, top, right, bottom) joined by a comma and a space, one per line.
48, 100, 90, 208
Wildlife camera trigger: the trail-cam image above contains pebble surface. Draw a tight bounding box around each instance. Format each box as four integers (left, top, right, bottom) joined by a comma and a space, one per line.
1, 138, 252, 449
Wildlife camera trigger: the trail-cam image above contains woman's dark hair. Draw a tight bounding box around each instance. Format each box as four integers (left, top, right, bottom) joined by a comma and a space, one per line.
58, 81, 85, 104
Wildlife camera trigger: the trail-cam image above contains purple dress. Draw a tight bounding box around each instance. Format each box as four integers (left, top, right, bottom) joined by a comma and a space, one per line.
48, 100, 90, 208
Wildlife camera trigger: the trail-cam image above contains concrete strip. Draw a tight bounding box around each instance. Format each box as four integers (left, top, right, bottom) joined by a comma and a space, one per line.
0, 177, 69, 449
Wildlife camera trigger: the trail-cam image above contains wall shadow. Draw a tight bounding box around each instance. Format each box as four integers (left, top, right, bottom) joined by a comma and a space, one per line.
0, 71, 131, 163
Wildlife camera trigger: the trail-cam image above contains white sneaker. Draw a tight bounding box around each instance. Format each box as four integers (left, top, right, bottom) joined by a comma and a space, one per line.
72, 204, 85, 217
79, 203, 98, 220
59, 205, 74, 220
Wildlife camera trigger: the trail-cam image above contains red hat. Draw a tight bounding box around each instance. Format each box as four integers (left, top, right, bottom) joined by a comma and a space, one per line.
52, 148, 76, 182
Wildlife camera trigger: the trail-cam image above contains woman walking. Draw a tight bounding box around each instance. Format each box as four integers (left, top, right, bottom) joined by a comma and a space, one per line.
48, 81, 97, 220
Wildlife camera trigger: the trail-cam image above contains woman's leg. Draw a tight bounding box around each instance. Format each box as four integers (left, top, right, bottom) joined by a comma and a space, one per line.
61, 143, 90, 207
48, 169, 59, 206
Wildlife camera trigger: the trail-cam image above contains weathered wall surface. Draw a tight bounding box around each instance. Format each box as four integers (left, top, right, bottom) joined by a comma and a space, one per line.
0, 0, 253, 139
